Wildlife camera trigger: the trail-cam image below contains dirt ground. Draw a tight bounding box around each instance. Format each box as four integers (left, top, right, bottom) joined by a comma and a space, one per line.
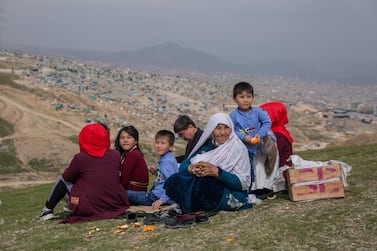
1, 62, 377, 191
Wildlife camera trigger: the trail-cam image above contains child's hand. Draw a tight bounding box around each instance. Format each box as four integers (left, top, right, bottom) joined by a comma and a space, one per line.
148, 166, 158, 176
246, 135, 260, 145
151, 199, 163, 210
250, 135, 260, 145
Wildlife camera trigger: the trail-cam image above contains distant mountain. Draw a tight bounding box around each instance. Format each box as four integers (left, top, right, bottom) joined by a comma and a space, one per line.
102, 42, 236, 72
2, 42, 376, 84
1, 42, 315, 75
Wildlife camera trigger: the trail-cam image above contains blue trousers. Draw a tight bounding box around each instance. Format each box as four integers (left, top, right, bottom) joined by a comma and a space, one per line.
127, 190, 159, 206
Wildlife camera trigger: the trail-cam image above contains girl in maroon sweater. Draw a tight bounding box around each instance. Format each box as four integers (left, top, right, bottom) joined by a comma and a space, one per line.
115, 126, 149, 192
40, 123, 129, 223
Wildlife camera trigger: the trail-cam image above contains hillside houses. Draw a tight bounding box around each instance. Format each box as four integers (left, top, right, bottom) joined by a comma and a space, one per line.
1, 50, 377, 136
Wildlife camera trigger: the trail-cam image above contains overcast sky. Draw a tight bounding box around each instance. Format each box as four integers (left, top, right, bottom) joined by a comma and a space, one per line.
1, 0, 377, 73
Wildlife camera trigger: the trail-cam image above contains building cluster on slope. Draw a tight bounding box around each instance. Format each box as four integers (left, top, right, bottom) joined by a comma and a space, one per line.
1, 50, 376, 139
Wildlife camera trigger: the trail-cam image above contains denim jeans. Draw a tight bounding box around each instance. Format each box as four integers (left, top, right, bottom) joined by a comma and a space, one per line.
127, 190, 159, 206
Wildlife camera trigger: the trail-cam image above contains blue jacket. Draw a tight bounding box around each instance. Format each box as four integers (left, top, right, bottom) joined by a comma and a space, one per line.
151, 151, 178, 203
229, 106, 272, 155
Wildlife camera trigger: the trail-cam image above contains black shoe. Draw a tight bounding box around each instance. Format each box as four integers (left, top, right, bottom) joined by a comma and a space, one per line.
168, 206, 182, 217
40, 207, 55, 221
143, 214, 164, 225
126, 212, 138, 223
190, 211, 209, 224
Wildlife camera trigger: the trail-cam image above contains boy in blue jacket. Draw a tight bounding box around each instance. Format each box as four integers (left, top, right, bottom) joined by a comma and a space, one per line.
229, 82, 272, 192
127, 130, 178, 209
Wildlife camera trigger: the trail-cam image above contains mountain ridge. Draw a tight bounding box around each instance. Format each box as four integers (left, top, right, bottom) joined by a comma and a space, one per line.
4, 41, 373, 84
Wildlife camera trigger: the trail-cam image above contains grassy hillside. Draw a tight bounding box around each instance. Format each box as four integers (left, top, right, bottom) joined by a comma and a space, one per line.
0, 144, 376, 250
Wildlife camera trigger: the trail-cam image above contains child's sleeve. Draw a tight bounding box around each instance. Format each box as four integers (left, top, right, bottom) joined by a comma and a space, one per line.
257, 108, 272, 137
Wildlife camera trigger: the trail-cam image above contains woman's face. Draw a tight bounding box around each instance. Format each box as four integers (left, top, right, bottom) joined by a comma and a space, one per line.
119, 131, 137, 152
212, 123, 231, 145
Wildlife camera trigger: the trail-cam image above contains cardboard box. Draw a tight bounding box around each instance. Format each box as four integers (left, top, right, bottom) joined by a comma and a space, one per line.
287, 164, 345, 201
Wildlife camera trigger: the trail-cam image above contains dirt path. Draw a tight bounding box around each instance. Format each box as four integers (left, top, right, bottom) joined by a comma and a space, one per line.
0, 89, 81, 132
0, 85, 83, 189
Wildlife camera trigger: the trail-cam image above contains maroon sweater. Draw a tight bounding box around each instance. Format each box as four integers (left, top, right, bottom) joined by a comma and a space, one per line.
120, 148, 149, 191
62, 149, 129, 223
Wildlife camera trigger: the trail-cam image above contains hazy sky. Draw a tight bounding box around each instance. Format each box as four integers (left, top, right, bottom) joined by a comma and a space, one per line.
1, 0, 377, 72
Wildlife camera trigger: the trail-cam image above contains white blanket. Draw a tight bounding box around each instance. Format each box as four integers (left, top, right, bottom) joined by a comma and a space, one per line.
252, 153, 352, 192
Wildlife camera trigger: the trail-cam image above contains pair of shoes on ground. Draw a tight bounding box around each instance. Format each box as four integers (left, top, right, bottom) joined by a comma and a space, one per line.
248, 194, 262, 205
164, 211, 209, 229
250, 188, 277, 200
126, 212, 138, 223
142, 209, 175, 225
143, 214, 163, 225
40, 207, 55, 221
168, 205, 182, 217
115, 211, 139, 223
40, 204, 72, 221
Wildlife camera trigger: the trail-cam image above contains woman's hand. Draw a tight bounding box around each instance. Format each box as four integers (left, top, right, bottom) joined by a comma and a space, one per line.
191, 162, 219, 178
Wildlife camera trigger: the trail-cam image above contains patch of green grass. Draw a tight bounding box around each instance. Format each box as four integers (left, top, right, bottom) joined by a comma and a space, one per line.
29, 158, 58, 172
0, 144, 376, 250
0, 139, 23, 174
0, 152, 23, 174
139, 142, 159, 165
0, 117, 15, 137
66, 135, 78, 144
0, 72, 28, 91
0, 72, 59, 100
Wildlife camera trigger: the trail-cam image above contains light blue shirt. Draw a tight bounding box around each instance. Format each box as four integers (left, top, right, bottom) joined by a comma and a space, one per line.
151, 151, 178, 203
229, 106, 272, 155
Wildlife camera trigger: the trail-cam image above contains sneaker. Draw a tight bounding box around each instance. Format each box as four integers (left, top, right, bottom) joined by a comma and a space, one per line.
63, 205, 72, 212
40, 207, 55, 221
248, 194, 262, 205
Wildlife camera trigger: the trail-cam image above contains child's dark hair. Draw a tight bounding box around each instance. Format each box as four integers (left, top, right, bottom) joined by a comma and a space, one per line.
98, 122, 110, 135
114, 125, 143, 156
173, 115, 196, 133
155, 130, 175, 146
233, 81, 254, 98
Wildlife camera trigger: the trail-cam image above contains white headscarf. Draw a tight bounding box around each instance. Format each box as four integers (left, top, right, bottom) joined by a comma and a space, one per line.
188, 113, 251, 190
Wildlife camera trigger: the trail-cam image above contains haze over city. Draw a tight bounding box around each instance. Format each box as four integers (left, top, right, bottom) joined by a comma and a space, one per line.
1, 0, 377, 83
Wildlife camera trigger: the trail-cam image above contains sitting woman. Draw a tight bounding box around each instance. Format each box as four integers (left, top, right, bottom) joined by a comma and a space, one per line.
164, 113, 251, 214
40, 123, 130, 223
114, 125, 149, 192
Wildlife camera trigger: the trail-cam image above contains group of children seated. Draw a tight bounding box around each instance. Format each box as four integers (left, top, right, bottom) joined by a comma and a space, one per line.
40, 81, 294, 227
